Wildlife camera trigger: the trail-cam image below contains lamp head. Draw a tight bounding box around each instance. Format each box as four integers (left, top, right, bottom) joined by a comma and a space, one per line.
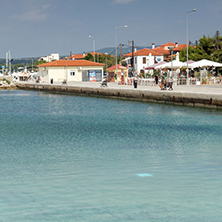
193, 9, 197, 11
124, 25, 128, 28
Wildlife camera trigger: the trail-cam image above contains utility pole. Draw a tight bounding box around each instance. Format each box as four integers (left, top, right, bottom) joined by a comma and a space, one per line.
6, 52, 8, 73
132, 40, 134, 72
216, 31, 219, 59
128, 40, 135, 76
9, 51, 11, 74
120, 42, 122, 65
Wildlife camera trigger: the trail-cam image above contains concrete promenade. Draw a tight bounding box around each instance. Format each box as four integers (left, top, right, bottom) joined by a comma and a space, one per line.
16, 81, 222, 110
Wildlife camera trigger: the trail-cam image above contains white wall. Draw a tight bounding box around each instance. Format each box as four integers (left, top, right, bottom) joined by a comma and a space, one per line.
134, 56, 154, 74
134, 55, 164, 74
39, 66, 103, 83
39, 53, 60, 62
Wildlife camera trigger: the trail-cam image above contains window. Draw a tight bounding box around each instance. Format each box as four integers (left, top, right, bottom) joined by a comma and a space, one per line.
87, 69, 102, 81
143, 57, 146, 64
70, 71, 75, 76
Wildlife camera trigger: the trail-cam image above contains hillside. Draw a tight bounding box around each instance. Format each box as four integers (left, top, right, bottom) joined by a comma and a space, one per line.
0, 45, 153, 66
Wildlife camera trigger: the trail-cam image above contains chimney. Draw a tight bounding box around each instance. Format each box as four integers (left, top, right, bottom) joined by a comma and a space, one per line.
134, 46, 137, 52
152, 43, 155, 49
83, 51, 86, 57
175, 42, 178, 48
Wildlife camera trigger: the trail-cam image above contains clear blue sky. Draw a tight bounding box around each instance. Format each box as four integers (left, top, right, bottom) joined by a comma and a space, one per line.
0, 0, 221, 58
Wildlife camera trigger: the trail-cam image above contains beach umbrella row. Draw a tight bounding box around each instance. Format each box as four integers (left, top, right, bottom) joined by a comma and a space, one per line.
145, 59, 222, 70
190, 59, 222, 68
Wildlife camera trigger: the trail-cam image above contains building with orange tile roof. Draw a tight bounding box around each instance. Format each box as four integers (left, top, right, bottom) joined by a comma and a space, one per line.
173, 44, 195, 53
37, 60, 105, 83
124, 47, 165, 74
173, 44, 187, 52
106, 64, 128, 82
123, 41, 187, 74
67, 52, 103, 60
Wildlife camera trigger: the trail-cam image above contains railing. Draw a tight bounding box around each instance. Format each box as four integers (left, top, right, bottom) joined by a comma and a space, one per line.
122, 76, 222, 86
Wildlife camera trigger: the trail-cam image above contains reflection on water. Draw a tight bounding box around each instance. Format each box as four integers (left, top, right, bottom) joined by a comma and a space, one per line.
0, 90, 222, 222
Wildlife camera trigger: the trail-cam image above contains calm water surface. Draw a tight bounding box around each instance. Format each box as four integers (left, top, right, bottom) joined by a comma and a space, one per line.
0, 90, 222, 222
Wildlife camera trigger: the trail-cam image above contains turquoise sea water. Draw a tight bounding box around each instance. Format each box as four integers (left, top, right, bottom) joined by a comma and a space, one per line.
0, 90, 222, 222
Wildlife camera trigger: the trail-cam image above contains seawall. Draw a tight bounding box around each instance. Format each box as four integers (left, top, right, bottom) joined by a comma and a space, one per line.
16, 83, 222, 110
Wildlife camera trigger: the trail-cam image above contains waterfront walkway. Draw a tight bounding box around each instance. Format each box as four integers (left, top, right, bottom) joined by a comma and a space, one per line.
16, 81, 222, 110
23, 80, 222, 95
63, 81, 222, 95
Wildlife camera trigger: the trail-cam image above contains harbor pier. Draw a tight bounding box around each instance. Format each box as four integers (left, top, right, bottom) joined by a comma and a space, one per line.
16, 82, 222, 110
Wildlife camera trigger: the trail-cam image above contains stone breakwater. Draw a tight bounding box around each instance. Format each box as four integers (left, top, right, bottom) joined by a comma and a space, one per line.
16, 83, 222, 110
0, 85, 17, 90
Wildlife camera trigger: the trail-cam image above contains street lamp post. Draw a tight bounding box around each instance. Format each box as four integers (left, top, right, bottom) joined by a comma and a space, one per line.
105, 52, 108, 71
115, 25, 127, 83
168, 46, 174, 77
186, 9, 196, 85
89, 35, 95, 62
66, 57, 68, 82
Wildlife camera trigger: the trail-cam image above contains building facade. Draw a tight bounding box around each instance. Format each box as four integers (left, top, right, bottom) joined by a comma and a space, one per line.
37, 60, 105, 83
39, 53, 60, 62
124, 42, 188, 74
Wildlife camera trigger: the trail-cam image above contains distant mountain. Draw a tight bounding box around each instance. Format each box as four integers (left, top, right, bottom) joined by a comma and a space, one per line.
94, 45, 153, 56
0, 45, 156, 66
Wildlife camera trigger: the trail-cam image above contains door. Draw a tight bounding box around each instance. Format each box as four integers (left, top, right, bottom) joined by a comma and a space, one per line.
108, 72, 115, 82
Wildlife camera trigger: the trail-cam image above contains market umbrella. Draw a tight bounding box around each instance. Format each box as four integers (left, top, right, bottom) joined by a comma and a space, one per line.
190, 59, 222, 68
145, 61, 167, 70
181, 60, 196, 69
158, 60, 186, 69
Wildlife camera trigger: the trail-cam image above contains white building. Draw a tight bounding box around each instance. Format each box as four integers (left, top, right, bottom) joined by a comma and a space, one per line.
124, 42, 178, 74
39, 53, 60, 62
124, 48, 164, 74
37, 60, 105, 83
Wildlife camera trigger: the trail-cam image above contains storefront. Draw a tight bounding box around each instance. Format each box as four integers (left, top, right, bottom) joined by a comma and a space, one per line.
37, 60, 105, 83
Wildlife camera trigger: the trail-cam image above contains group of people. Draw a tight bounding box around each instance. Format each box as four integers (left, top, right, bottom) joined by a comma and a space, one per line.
155, 74, 173, 90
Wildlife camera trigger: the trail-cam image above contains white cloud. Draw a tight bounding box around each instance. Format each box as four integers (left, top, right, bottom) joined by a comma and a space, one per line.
10, 4, 51, 22
42, 4, 51, 10
113, 0, 136, 4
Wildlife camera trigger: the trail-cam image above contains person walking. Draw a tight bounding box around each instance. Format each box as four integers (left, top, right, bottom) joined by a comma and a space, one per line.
155, 75, 158, 86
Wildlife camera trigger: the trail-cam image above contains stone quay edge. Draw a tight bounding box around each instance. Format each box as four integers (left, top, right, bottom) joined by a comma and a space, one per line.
15, 82, 222, 110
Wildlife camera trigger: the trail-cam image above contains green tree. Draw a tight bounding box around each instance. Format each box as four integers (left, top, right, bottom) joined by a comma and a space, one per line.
84, 53, 94, 61
179, 33, 222, 62
34, 60, 46, 66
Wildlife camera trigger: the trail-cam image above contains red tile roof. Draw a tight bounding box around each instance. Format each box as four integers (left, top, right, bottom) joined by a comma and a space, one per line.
37, 60, 105, 67
124, 42, 189, 57
152, 47, 170, 54
125, 48, 162, 57
106, 64, 128, 70
173, 44, 187, 51
89, 52, 103, 56
159, 42, 175, 47
135, 48, 161, 56
70, 54, 85, 59
173, 44, 195, 51
67, 52, 103, 60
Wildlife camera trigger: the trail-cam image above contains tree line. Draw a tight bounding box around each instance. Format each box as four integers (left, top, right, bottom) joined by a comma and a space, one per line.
180, 31, 222, 62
